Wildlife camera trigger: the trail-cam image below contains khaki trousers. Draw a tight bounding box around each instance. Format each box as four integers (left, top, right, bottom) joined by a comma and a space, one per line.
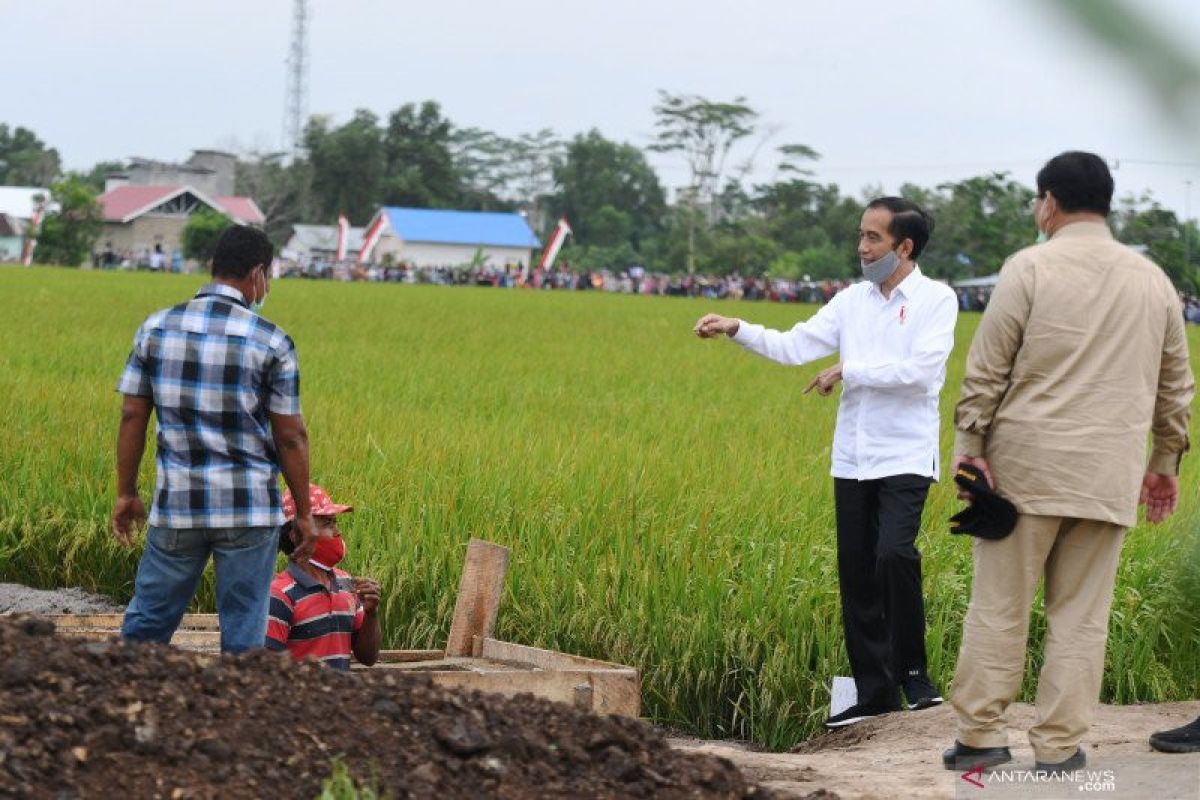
950, 514, 1125, 763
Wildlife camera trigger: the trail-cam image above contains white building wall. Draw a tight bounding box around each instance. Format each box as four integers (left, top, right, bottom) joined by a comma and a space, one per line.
375, 234, 532, 269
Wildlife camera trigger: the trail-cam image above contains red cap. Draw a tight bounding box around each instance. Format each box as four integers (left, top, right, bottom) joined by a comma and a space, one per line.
282, 484, 354, 520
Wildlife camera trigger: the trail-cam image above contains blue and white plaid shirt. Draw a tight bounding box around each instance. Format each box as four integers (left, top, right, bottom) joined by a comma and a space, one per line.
117, 283, 302, 529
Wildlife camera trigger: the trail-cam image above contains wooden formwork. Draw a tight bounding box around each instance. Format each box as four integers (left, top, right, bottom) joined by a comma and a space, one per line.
47, 539, 641, 718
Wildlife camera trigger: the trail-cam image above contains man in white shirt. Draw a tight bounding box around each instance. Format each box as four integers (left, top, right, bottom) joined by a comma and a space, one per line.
695, 197, 958, 728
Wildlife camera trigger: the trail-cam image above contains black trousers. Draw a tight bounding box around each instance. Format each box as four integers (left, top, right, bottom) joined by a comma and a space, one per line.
833, 474, 932, 707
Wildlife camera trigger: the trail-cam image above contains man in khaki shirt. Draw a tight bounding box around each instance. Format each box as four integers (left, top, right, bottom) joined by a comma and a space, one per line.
942, 151, 1194, 773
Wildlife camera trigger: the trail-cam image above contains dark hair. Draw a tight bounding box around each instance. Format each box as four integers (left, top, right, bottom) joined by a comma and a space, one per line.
211, 225, 273, 279
1035, 151, 1113, 215
865, 196, 934, 259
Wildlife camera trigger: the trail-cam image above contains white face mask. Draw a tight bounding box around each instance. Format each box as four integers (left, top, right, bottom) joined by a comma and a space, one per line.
1035, 197, 1053, 243
250, 267, 268, 313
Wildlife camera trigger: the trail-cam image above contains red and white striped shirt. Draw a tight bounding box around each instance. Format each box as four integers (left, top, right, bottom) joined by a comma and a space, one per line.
266, 563, 364, 670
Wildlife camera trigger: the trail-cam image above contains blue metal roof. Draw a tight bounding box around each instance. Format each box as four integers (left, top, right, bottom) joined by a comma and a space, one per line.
381, 207, 541, 248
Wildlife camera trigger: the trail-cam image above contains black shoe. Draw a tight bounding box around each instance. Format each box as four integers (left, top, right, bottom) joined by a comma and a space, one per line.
942, 741, 1013, 771
823, 701, 900, 729
900, 669, 944, 710
1150, 717, 1200, 753
1035, 747, 1086, 774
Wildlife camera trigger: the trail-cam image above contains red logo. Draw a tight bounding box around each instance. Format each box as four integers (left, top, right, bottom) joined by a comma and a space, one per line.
961, 764, 985, 789
899, 305, 907, 325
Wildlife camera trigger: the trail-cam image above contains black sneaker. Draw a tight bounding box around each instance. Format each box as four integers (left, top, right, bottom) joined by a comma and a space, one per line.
823, 701, 900, 729
900, 669, 944, 710
942, 741, 1013, 771
1150, 717, 1200, 753
1035, 747, 1086, 774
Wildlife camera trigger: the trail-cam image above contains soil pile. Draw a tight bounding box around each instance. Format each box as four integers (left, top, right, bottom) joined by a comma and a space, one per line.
0, 616, 771, 800
0, 584, 122, 614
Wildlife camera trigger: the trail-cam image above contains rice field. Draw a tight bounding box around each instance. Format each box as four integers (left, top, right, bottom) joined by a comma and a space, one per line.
1, 265, 1196, 750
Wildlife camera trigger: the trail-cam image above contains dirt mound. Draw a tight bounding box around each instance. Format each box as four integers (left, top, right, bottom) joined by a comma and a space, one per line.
0, 583, 122, 614
0, 616, 771, 800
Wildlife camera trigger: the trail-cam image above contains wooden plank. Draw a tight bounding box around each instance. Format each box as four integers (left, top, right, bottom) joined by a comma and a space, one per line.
373, 649, 444, 664
424, 670, 640, 718
444, 539, 510, 657
478, 637, 636, 672
588, 670, 642, 717
50, 613, 220, 631
59, 629, 221, 650
427, 670, 589, 706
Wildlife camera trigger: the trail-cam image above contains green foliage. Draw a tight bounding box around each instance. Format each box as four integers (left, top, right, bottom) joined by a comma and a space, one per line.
381, 101, 462, 210
0, 123, 60, 186
550, 130, 666, 250
32, 176, 102, 267
911, 173, 1036, 280
318, 759, 383, 800
699, 229, 779, 275
181, 208, 233, 263
1113, 193, 1200, 292
77, 161, 126, 194
3, 270, 1199, 750
650, 92, 759, 272
305, 111, 387, 225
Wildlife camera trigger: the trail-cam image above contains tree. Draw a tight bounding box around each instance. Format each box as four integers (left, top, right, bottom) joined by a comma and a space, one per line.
450, 126, 512, 208
304, 110, 385, 224
1114, 192, 1200, 291
235, 151, 312, 245
550, 130, 666, 252
0, 124, 61, 186
913, 173, 1035, 280
181, 208, 233, 264
381, 101, 461, 209
33, 177, 102, 266
649, 92, 758, 272
78, 160, 126, 193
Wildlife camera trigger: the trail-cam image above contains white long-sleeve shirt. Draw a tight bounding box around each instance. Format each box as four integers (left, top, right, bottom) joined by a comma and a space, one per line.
732, 266, 958, 481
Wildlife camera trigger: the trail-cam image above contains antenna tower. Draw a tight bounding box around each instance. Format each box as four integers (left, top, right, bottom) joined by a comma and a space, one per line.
282, 0, 310, 157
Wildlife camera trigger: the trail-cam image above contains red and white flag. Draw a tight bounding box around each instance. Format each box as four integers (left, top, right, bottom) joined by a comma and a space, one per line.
21, 198, 47, 267
357, 214, 388, 264
537, 217, 572, 273
335, 214, 350, 262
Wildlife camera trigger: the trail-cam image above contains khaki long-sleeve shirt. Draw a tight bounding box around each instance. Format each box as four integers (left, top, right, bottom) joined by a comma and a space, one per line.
954, 220, 1193, 527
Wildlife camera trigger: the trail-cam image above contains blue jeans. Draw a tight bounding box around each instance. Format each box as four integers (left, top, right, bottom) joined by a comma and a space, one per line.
121, 525, 279, 653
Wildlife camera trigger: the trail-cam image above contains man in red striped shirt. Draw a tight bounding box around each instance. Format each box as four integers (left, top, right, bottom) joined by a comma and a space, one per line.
266, 484, 381, 669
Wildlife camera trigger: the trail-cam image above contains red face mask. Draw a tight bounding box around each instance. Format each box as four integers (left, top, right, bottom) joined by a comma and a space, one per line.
310, 534, 346, 570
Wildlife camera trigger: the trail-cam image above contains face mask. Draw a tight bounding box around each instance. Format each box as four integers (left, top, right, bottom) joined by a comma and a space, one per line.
1034, 197, 1052, 243
250, 267, 268, 313
861, 250, 901, 285
310, 534, 346, 570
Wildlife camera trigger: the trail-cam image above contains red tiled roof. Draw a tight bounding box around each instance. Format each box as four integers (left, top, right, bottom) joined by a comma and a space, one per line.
216, 196, 265, 225
99, 185, 179, 222
98, 185, 265, 225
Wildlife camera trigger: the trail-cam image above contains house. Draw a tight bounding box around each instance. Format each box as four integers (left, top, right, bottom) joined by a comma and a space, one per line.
97, 184, 265, 256
281, 223, 365, 264
366, 207, 540, 268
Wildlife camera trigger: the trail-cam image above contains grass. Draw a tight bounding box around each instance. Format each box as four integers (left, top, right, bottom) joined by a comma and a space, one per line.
0, 265, 1197, 750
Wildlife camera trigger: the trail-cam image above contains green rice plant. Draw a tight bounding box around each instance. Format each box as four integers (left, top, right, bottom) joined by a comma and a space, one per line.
1, 266, 1197, 750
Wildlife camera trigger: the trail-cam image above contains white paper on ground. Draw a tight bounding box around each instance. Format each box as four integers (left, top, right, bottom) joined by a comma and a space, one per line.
830, 676, 858, 717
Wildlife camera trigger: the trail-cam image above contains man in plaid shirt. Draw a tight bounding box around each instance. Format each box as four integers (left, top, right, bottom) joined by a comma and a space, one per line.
112, 225, 317, 653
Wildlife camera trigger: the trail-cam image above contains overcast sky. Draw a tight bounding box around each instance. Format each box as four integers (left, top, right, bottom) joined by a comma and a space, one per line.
5, 0, 1198, 217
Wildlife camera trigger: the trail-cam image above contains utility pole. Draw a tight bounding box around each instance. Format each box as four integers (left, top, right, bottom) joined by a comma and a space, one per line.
282, 0, 310, 158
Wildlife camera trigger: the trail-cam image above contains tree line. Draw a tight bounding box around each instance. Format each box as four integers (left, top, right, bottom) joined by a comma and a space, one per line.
3, 96, 1197, 290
